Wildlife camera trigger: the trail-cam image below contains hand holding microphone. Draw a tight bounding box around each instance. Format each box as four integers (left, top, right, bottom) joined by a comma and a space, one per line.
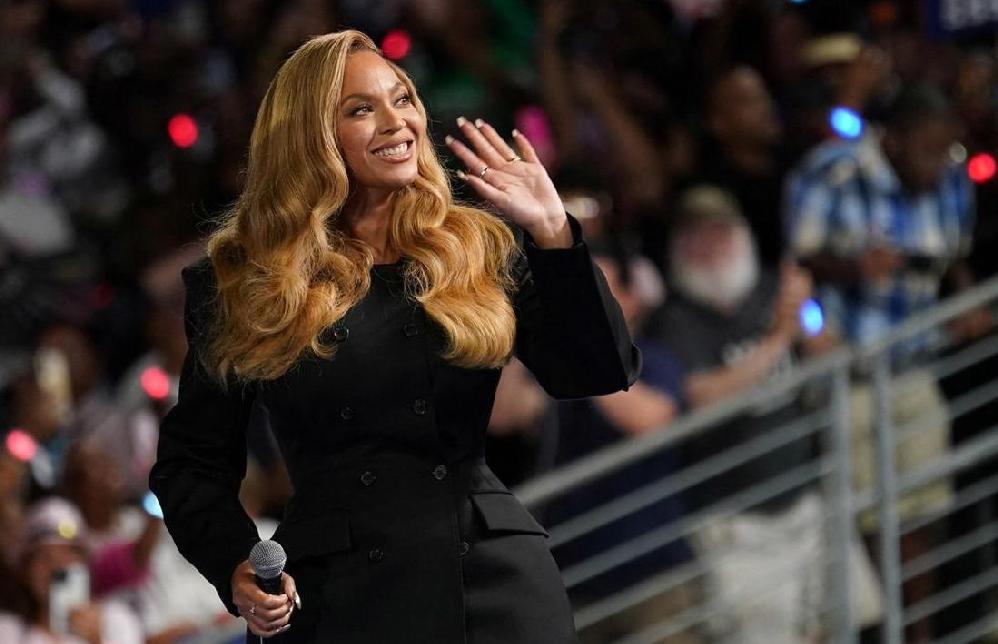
231, 540, 300, 638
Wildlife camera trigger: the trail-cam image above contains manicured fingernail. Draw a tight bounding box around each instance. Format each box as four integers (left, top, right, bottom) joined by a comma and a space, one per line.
456, 116, 467, 127
512, 128, 520, 138
456, 169, 468, 180
295, 593, 302, 610
444, 135, 454, 144
474, 118, 484, 128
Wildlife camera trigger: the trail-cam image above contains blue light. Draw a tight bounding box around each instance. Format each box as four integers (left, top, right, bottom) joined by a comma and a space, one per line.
830, 107, 863, 139
800, 298, 824, 336
143, 491, 163, 519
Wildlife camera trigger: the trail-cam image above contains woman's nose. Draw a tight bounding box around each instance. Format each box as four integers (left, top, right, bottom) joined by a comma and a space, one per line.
379, 108, 406, 132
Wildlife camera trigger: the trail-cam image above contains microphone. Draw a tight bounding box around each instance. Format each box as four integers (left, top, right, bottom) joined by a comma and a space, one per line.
249, 540, 287, 595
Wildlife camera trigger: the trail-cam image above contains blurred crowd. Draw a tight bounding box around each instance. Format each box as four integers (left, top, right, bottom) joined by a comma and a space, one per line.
2, 0, 998, 642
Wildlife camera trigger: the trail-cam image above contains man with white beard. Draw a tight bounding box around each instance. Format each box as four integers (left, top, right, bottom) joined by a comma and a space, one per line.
649, 185, 880, 643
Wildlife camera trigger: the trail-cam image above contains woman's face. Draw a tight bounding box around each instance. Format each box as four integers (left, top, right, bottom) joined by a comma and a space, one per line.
336, 50, 424, 192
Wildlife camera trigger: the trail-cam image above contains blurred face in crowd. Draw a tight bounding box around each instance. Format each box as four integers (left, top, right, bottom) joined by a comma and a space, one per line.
670, 217, 759, 312
64, 442, 126, 529
336, 50, 425, 196
24, 543, 84, 606
884, 116, 956, 195
708, 67, 782, 149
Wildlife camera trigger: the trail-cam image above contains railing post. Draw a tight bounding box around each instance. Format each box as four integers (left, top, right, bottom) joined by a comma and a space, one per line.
873, 352, 903, 644
826, 362, 856, 643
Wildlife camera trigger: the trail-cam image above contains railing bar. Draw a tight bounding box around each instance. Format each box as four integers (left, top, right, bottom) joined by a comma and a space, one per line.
518, 278, 998, 509
853, 425, 998, 516
576, 507, 853, 629
573, 560, 707, 629
895, 379, 998, 443
547, 410, 828, 547
897, 469, 998, 535
563, 460, 829, 588
859, 275, 998, 357
901, 520, 998, 581
515, 352, 851, 509
902, 565, 998, 626
608, 552, 831, 644
929, 333, 998, 380
930, 610, 998, 644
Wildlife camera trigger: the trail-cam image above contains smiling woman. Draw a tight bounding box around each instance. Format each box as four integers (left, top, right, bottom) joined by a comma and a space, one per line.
149, 29, 641, 643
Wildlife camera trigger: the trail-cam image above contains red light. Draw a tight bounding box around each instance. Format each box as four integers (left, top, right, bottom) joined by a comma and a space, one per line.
168, 114, 199, 149
141, 366, 171, 400
968, 153, 996, 184
6, 429, 37, 462
381, 29, 411, 61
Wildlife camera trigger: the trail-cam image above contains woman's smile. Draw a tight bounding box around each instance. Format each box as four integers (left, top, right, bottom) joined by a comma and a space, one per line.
371, 139, 414, 162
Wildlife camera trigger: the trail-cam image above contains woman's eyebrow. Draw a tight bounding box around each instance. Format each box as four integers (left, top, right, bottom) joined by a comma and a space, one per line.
341, 81, 405, 104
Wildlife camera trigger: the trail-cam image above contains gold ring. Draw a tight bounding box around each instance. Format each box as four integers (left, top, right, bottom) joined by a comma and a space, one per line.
479, 165, 490, 179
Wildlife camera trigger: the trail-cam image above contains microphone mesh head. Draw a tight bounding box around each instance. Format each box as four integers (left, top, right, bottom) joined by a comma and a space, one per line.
249, 540, 287, 580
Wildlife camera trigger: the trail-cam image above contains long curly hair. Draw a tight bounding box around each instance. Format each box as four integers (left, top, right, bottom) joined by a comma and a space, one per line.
203, 30, 519, 386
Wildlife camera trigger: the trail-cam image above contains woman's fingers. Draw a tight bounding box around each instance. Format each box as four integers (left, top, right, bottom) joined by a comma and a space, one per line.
512, 129, 540, 164
455, 116, 508, 167
445, 135, 488, 177
473, 120, 519, 163
457, 170, 510, 211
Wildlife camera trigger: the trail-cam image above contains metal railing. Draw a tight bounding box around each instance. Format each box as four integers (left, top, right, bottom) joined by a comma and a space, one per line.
515, 275, 998, 644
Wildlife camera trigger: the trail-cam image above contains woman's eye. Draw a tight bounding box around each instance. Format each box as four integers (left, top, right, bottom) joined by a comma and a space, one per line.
351, 105, 371, 115
397, 93, 411, 105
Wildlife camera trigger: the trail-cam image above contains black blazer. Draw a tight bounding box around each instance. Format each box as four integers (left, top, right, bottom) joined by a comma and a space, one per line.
149, 212, 641, 643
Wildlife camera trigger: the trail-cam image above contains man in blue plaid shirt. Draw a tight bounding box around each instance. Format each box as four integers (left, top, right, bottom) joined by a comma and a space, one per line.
785, 84, 977, 361
784, 83, 989, 641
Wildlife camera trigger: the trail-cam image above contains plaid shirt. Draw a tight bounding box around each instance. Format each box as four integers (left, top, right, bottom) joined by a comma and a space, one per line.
784, 133, 974, 359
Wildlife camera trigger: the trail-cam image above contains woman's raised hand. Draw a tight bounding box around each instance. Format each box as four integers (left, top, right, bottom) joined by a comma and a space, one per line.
446, 117, 572, 249
231, 559, 300, 637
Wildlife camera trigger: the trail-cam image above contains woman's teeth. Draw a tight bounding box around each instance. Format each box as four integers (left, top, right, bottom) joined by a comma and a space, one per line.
374, 142, 409, 157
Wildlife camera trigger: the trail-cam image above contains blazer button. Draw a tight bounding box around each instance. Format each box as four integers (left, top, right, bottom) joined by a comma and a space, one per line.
458, 541, 470, 557
413, 398, 428, 415
360, 470, 376, 486
333, 325, 349, 342
340, 405, 355, 420
403, 322, 418, 337
432, 464, 447, 480
368, 547, 384, 562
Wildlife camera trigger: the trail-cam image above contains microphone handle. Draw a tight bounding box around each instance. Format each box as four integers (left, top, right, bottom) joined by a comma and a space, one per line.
256, 573, 283, 595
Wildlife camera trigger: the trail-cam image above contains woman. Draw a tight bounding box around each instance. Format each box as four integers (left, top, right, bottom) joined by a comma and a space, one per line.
149, 30, 640, 643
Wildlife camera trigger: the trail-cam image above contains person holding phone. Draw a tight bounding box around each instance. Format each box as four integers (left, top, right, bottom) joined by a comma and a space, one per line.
149, 29, 640, 643
0, 497, 143, 644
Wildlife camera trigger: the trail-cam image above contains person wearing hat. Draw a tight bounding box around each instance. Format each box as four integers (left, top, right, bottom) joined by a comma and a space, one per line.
0, 497, 142, 644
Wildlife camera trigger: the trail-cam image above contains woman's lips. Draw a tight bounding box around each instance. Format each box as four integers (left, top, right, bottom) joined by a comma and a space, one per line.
371, 140, 414, 163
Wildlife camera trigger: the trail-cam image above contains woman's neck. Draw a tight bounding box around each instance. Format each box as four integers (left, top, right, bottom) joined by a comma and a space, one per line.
344, 188, 399, 264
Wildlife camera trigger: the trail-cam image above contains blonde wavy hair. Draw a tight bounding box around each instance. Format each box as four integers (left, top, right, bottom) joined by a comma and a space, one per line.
202, 30, 519, 386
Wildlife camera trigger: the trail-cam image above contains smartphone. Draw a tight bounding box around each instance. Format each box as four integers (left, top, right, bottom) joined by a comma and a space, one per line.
34, 346, 73, 425
49, 563, 89, 635
142, 490, 163, 519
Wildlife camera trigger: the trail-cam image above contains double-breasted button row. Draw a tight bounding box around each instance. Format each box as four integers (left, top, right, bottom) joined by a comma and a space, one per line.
403, 322, 418, 337
368, 547, 384, 562
360, 470, 376, 486
432, 464, 447, 480
340, 406, 355, 420
413, 398, 429, 415
333, 325, 349, 342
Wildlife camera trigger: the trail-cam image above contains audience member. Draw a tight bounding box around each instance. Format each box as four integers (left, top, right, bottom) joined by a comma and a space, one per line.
651, 186, 879, 642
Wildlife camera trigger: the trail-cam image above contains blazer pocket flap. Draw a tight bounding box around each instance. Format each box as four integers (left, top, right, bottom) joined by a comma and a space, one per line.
471, 491, 549, 537
273, 510, 352, 563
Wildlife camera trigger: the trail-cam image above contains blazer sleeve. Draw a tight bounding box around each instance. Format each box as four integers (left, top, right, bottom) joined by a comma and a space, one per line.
148, 258, 261, 617
510, 211, 642, 399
